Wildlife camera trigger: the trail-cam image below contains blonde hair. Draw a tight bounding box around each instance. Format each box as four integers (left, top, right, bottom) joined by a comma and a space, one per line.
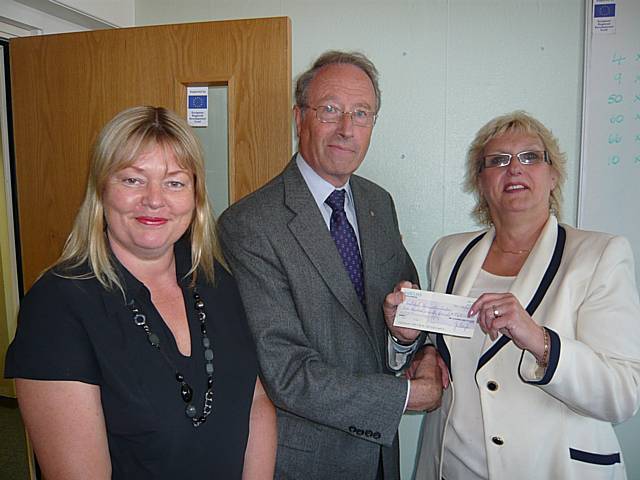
55, 106, 223, 292
464, 110, 567, 225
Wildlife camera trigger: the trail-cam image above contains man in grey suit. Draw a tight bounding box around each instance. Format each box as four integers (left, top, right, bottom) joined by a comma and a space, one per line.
219, 51, 442, 480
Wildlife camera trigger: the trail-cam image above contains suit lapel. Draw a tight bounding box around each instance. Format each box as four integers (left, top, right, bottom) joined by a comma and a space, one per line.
350, 179, 376, 315
282, 161, 370, 330
449, 229, 494, 297
350, 177, 387, 354
508, 215, 559, 310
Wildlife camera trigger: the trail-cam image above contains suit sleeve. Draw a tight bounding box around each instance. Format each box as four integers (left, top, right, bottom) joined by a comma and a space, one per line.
218, 211, 408, 447
519, 235, 640, 423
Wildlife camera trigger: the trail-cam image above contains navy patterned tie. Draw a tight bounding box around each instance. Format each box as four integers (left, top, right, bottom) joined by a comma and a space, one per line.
325, 189, 366, 308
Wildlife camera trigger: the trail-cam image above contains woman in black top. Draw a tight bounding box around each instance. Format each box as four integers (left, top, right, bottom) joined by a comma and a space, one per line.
5, 106, 276, 479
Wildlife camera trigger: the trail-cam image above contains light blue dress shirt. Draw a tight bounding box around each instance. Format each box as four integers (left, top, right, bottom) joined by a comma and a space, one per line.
295, 153, 361, 247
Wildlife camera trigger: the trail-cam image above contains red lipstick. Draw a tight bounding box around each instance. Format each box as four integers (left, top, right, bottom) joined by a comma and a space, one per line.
135, 216, 167, 226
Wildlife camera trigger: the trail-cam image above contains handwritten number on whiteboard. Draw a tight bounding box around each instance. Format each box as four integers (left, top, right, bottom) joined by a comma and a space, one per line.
608, 133, 623, 144
610, 114, 624, 124
609, 155, 621, 165
608, 94, 623, 104
612, 53, 626, 65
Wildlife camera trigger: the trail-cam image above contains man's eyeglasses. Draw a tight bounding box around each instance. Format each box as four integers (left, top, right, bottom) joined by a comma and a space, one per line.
481, 150, 551, 170
305, 105, 377, 127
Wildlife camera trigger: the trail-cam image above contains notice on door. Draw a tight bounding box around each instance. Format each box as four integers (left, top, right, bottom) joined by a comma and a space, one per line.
187, 86, 208, 127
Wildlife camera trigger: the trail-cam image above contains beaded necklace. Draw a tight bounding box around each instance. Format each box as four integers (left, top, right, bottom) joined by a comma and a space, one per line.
129, 290, 214, 427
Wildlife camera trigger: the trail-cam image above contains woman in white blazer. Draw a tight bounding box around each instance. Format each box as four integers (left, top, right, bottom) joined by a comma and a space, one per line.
385, 111, 640, 480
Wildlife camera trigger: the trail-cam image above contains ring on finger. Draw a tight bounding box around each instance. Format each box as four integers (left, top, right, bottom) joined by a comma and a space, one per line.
493, 305, 500, 318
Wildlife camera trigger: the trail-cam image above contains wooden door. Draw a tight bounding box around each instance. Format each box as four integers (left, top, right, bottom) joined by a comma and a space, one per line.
9, 17, 292, 292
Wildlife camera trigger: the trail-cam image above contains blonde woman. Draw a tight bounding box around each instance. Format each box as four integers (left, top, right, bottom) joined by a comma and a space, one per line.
385, 111, 640, 480
6, 106, 276, 479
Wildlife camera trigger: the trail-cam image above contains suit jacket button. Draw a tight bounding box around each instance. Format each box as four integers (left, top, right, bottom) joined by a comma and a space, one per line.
349, 426, 357, 433
487, 381, 498, 391
373, 432, 381, 439
365, 430, 373, 437
492, 436, 504, 446
356, 429, 364, 436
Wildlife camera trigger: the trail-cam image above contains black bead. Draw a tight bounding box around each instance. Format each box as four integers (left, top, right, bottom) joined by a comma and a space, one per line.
200, 324, 207, 334
207, 377, 213, 388
176, 372, 184, 382
185, 404, 197, 418
180, 383, 193, 403
148, 333, 160, 347
195, 299, 205, 310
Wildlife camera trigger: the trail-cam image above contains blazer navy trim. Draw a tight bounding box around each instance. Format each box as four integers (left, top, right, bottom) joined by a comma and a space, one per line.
569, 448, 621, 465
446, 233, 486, 295
520, 327, 561, 385
477, 225, 565, 371
436, 232, 486, 379
523, 225, 567, 316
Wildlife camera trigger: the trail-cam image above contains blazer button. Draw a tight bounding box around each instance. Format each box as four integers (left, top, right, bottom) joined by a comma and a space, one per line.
373, 432, 381, 439
487, 381, 498, 391
365, 430, 373, 437
349, 426, 357, 433
356, 429, 364, 436
491, 436, 504, 446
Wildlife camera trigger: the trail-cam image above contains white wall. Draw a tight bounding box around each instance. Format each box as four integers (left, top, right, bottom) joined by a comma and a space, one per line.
0, 0, 90, 34
49, 0, 134, 27
0, 0, 134, 31
134, 1, 586, 478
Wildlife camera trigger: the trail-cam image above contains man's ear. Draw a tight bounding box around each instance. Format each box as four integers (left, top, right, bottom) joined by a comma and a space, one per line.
293, 105, 303, 137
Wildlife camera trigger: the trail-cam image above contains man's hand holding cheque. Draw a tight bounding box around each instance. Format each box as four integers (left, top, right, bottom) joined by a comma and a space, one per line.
384, 280, 423, 344
384, 281, 453, 397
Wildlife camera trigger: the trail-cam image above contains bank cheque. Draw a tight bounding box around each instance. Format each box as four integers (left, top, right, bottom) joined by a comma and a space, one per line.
393, 288, 478, 338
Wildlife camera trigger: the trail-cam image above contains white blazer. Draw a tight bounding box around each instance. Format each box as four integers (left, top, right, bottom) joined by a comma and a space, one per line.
416, 216, 640, 480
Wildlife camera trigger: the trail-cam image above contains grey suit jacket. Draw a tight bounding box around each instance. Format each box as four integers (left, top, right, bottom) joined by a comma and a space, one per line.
218, 158, 418, 480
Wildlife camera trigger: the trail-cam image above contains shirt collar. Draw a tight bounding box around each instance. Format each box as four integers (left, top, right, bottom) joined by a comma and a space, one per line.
295, 152, 355, 209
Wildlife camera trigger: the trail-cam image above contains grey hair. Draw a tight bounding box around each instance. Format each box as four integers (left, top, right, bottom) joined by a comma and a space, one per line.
294, 50, 381, 113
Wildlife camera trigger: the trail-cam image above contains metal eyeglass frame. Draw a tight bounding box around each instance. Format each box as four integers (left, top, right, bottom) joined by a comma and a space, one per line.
304, 104, 377, 127
480, 150, 551, 171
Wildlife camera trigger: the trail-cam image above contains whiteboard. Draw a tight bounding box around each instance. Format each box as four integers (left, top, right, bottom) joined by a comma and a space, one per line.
578, 1, 640, 477
578, 0, 640, 288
